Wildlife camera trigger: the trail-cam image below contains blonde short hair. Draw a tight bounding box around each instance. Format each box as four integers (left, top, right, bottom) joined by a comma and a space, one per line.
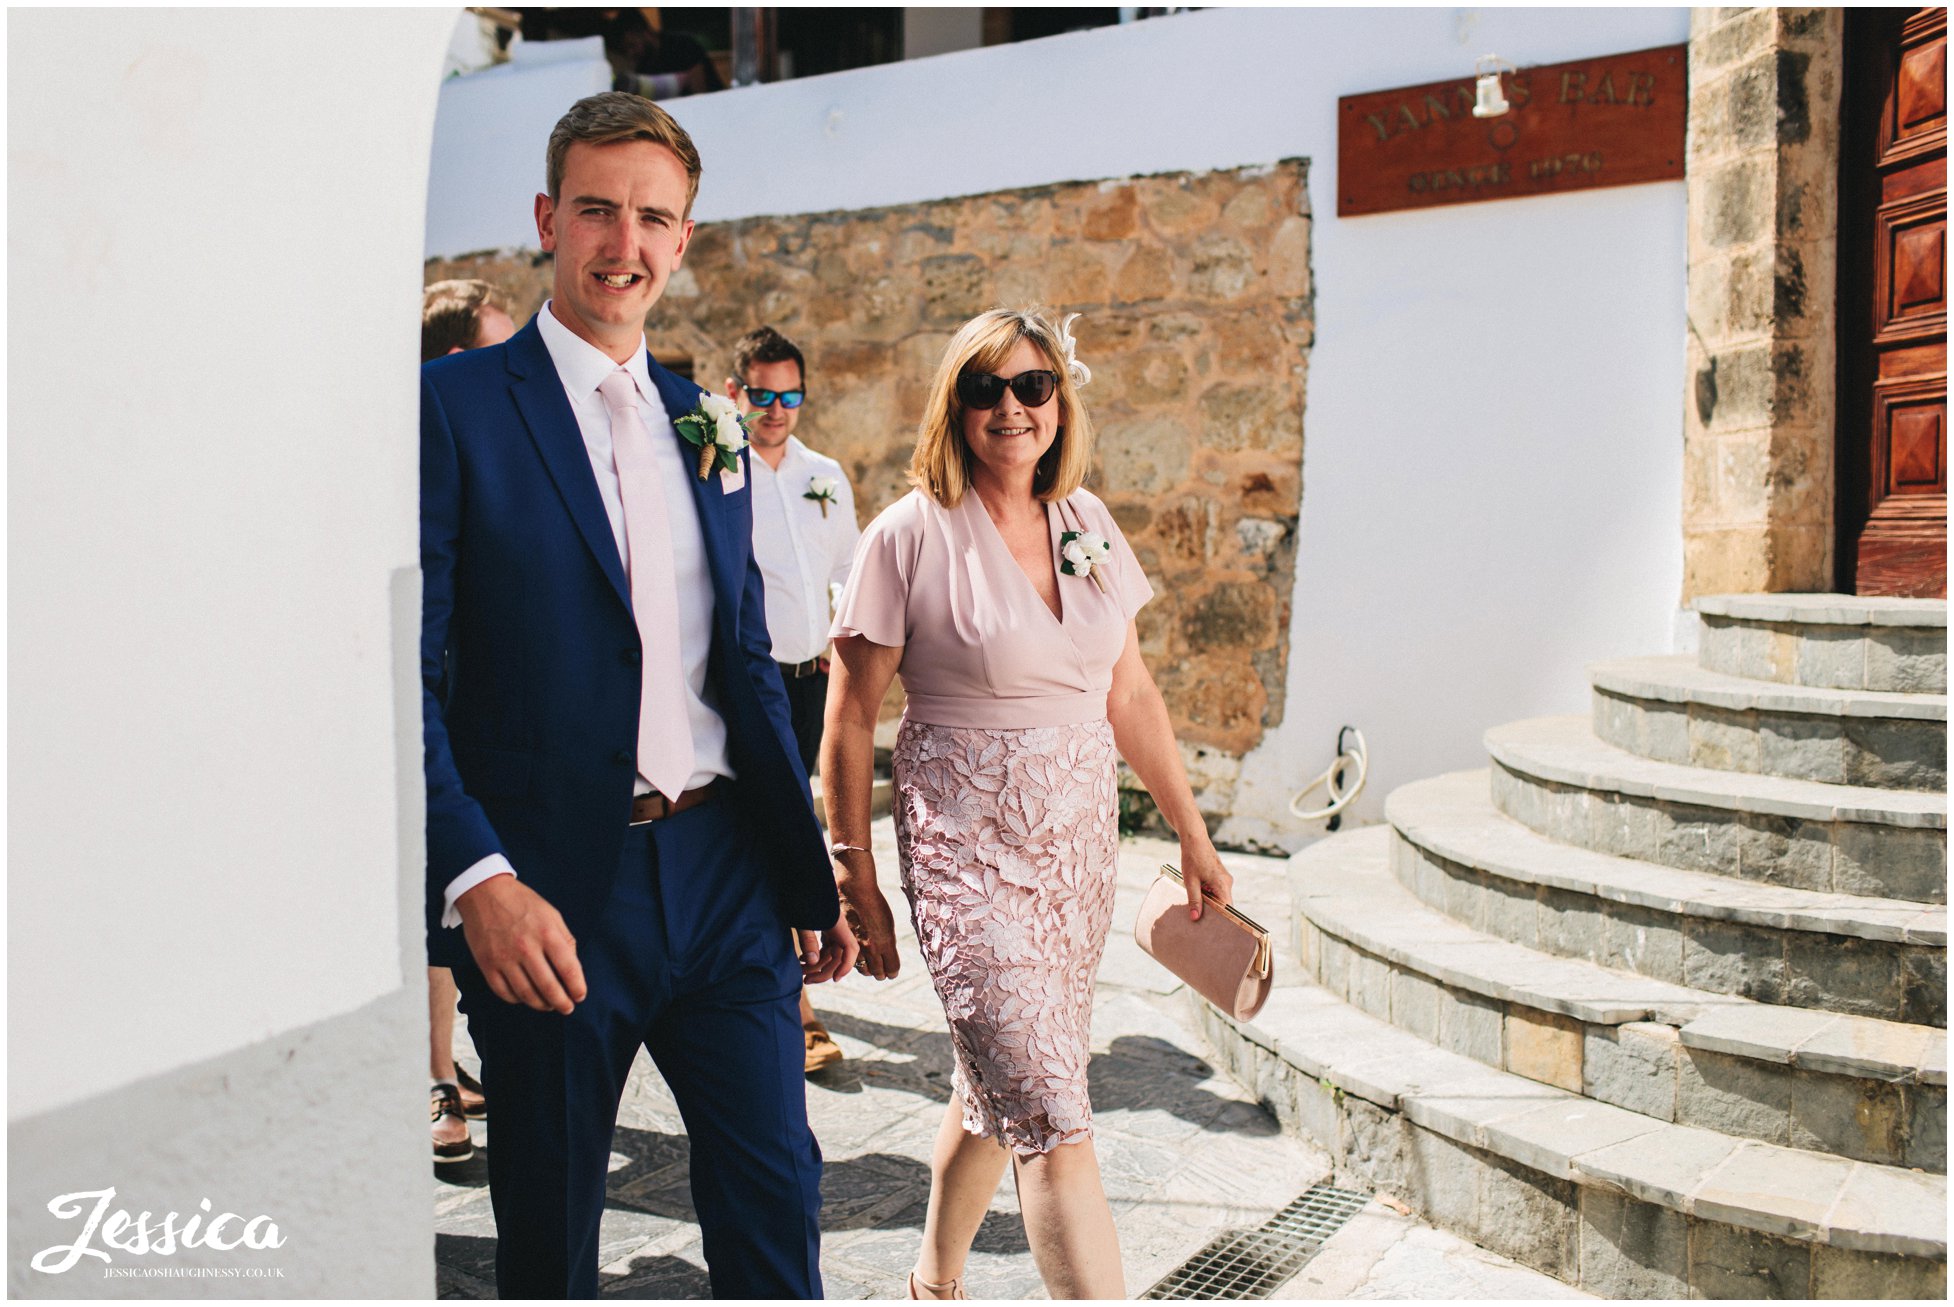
546, 91, 702, 215
421, 278, 512, 363
909, 309, 1094, 507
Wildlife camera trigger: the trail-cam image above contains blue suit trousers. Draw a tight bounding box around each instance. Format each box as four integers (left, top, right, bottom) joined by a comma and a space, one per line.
453, 793, 824, 1299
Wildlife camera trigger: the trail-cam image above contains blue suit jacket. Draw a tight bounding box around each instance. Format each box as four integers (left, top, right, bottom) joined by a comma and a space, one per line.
419, 317, 837, 966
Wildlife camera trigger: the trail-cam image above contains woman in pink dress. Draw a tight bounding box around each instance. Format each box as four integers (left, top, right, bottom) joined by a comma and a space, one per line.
819, 309, 1233, 1300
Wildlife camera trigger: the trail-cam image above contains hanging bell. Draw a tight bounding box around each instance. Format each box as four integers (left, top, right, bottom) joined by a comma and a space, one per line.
1472, 69, 1510, 118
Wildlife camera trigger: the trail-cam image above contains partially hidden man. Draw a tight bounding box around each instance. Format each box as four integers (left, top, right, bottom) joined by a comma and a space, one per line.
419, 92, 857, 1299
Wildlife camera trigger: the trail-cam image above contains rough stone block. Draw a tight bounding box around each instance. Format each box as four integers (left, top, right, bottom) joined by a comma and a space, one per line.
1476, 1146, 1579, 1279
1390, 969, 1442, 1044
1758, 713, 1848, 784
1656, 804, 1745, 876
1736, 812, 1834, 893
1316, 931, 1353, 998
1403, 1124, 1484, 1240
1482, 879, 1542, 951
1679, 1046, 1793, 1144
1643, 702, 1693, 765
1592, 690, 1641, 754
1700, 159, 1773, 254
1577, 1186, 1689, 1297
1533, 778, 1587, 846
1844, 716, 1946, 793
1900, 948, 1947, 1028
1338, 1095, 1410, 1194
1688, 1220, 1813, 1298
1782, 932, 1904, 1020
1439, 861, 1487, 931
1788, 1071, 1906, 1165
1539, 888, 1604, 963
1350, 949, 1392, 1020
1585, 1023, 1679, 1122
1904, 1082, 1946, 1174
1833, 823, 1947, 905
1601, 904, 1685, 983
1692, 5, 1775, 73
1865, 627, 1947, 694
1434, 987, 1503, 1067
1683, 919, 1789, 1004
1809, 1244, 1948, 1299
1795, 626, 1868, 690
1288, 1066, 1342, 1154
1587, 794, 1642, 859
1489, 763, 1528, 825
1689, 705, 1758, 772
1506, 1007, 1584, 1092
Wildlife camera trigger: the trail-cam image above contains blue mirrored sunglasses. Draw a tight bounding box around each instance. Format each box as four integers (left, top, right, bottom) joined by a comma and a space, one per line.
741, 385, 805, 409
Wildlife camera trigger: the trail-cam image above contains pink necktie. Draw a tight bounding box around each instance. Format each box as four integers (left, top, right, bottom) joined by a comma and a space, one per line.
598, 371, 695, 800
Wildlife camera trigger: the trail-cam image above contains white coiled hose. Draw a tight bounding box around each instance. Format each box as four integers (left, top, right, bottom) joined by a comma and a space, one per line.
1289, 727, 1368, 824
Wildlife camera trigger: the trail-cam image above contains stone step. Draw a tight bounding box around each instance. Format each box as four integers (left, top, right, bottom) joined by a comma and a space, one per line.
1290, 828, 1944, 1171
1695, 593, 1946, 694
1591, 654, 1946, 792
1486, 715, 1947, 905
1387, 770, 1945, 1023
1191, 974, 1947, 1297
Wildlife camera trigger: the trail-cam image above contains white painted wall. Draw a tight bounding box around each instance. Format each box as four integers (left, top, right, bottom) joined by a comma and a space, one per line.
9, 7, 456, 1119
424, 7, 1690, 844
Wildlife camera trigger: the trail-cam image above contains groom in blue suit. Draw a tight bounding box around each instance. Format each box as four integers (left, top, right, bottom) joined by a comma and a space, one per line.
420, 92, 857, 1299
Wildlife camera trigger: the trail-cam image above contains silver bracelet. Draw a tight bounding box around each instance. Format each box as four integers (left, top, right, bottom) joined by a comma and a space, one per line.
829, 843, 869, 857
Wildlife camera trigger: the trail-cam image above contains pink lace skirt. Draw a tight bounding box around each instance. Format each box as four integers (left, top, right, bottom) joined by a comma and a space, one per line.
891, 715, 1120, 1155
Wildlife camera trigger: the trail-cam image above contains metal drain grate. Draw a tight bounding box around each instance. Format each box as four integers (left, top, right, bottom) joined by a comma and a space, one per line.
1143, 1182, 1371, 1300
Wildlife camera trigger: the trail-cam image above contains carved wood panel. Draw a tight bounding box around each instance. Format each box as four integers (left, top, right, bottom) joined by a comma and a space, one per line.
1844, 8, 1947, 598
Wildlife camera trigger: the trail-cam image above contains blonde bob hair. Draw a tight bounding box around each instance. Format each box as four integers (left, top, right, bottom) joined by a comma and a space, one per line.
909, 309, 1094, 507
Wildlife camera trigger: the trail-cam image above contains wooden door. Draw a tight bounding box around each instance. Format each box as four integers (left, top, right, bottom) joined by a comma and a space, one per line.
1839, 8, 1947, 598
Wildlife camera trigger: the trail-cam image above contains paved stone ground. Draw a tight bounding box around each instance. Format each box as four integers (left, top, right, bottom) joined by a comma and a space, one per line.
434, 820, 1589, 1299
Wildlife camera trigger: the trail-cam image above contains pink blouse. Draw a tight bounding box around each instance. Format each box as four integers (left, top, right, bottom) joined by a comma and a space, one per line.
831, 487, 1153, 729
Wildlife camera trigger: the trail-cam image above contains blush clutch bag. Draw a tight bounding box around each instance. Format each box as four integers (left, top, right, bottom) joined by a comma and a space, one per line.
1133, 864, 1274, 1021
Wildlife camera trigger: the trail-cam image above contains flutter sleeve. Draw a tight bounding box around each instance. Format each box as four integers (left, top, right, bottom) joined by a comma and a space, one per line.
829, 501, 912, 648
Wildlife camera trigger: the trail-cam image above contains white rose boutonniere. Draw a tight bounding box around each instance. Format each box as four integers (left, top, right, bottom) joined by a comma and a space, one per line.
803, 475, 840, 518
1058, 530, 1113, 593
675, 393, 756, 481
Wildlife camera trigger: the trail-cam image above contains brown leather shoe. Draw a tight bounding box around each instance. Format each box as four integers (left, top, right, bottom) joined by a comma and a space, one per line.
455, 1065, 488, 1120
431, 1084, 474, 1164
803, 1019, 844, 1074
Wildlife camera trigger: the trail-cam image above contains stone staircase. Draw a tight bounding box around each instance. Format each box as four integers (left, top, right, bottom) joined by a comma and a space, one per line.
1191, 594, 1948, 1297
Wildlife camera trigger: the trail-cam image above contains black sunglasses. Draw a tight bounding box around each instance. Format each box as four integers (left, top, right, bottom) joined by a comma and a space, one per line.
741, 385, 805, 409
956, 369, 1058, 410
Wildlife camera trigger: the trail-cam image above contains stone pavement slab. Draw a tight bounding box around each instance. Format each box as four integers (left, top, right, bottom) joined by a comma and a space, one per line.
434, 821, 1584, 1298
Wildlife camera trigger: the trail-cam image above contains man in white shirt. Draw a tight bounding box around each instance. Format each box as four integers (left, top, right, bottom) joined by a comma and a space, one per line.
726, 325, 862, 1074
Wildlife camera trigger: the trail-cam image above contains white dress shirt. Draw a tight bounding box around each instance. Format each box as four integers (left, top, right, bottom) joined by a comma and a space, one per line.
749, 436, 861, 665
442, 302, 733, 925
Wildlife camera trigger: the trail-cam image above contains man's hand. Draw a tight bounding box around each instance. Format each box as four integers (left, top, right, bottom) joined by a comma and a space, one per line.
456, 875, 587, 1014
797, 913, 860, 985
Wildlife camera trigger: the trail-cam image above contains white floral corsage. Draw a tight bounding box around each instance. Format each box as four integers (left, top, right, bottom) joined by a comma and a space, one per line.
675, 393, 756, 481
804, 475, 840, 518
1059, 530, 1112, 592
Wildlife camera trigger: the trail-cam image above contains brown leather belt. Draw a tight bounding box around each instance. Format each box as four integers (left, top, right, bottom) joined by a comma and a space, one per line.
777, 657, 824, 679
629, 779, 722, 826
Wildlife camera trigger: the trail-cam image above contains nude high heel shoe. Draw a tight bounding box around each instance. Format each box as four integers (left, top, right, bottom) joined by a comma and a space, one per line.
907, 1269, 967, 1300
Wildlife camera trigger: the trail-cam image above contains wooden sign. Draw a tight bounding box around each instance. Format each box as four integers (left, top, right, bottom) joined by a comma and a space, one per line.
1338, 44, 1686, 216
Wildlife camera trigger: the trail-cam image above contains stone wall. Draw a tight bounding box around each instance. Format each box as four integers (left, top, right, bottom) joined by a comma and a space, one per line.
429, 161, 1313, 762
1681, 8, 1843, 599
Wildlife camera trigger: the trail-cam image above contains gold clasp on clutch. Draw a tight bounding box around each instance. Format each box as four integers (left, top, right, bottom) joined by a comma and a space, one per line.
1158, 863, 1272, 952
